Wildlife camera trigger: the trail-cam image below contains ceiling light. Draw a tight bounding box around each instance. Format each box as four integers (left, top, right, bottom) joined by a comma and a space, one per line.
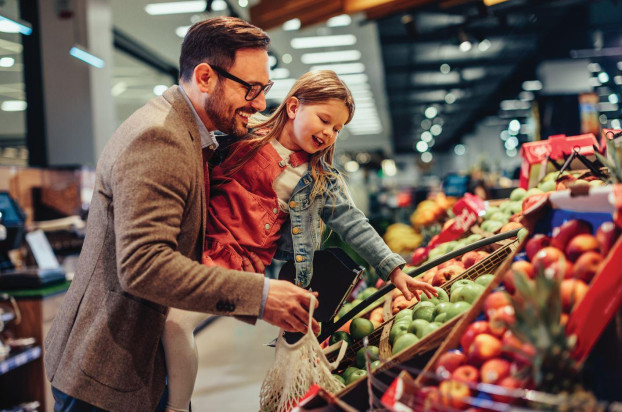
614, 75, 622, 85
587, 62, 602, 72
301, 50, 361, 64
522, 80, 542, 91
500, 130, 510, 140
0, 57, 15, 67
211, 0, 227, 11
508, 119, 521, 132
1, 100, 26, 111
344, 160, 360, 172
416, 141, 429, 152
611, 119, 621, 129
459, 41, 472, 52
598, 72, 610, 83
339, 73, 368, 85
282, 53, 293, 64
609, 94, 619, 104
478, 39, 491, 52
238, 0, 248, 7
428, 138, 435, 147
505, 138, 518, 150
519, 91, 534, 101
145, 1, 206, 15
291, 34, 356, 49
421, 119, 431, 130
598, 102, 619, 112
176, 25, 190, 38
283, 18, 301, 31
153, 85, 168, 95
421, 152, 433, 163
270, 67, 290, 79
0, 14, 32, 35
589, 77, 602, 87
506, 148, 518, 157
599, 114, 608, 124
327, 14, 352, 27
421, 131, 433, 142
454, 144, 466, 156
445, 93, 456, 104
501, 100, 531, 111
111, 81, 127, 97
430, 124, 442, 136
424, 106, 438, 119
381, 159, 397, 176
70, 45, 104, 68
440, 63, 451, 74
310, 62, 365, 74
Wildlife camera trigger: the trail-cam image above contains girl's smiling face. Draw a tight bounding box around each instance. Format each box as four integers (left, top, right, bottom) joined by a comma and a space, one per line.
279, 97, 349, 154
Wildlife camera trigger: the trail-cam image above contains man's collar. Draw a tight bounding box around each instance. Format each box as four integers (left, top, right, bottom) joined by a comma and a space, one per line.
178, 84, 219, 150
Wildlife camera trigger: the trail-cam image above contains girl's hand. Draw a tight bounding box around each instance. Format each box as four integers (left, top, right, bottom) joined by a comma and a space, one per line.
389, 268, 437, 302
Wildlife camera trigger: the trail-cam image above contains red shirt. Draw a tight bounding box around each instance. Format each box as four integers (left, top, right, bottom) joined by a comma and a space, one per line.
203, 142, 291, 271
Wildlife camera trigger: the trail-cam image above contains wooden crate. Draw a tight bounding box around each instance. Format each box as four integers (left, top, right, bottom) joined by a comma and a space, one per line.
331, 238, 521, 395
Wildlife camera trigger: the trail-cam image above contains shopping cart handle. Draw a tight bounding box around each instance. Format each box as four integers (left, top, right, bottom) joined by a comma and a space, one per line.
315, 228, 521, 344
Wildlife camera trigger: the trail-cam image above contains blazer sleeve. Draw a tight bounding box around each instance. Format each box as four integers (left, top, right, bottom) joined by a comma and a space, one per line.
110, 127, 264, 316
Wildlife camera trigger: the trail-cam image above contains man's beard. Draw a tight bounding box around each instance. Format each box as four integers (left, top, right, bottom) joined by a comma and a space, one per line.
203, 84, 250, 137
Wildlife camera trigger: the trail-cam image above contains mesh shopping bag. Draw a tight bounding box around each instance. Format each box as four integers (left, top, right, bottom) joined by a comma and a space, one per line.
259, 295, 348, 412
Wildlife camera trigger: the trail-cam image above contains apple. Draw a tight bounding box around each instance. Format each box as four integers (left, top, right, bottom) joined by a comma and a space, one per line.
420, 267, 436, 284
417, 386, 441, 410
392, 333, 419, 355
500, 222, 524, 233
491, 376, 523, 404
346, 368, 367, 385
468, 333, 503, 363
511, 260, 535, 279
475, 274, 495, 287
420, 322, 442, 338
389, 321, 409, 344
420, 287, 449, 305
566, 234, 600, 262
368, 307, 384, 328
489, 306, 515, 337
391, 295, 418, 314
395, 308, 414, 322
435, 350, 467, 378
480, 358, 511, 385
532, 246, 566, 273
434, 312, 448, 323
450, 283, 485, 305
524, 234, 551, 261
460, 321, 491, 352
596, 221, 620, 256
483, 291, 512, 318
356, 345, 379, 368
451, 279, 474, 294
462, 251, 485, 269
408, 318, 431, 338
452, 364, 479, 384
447, 301, 472, 320
550, 219, 592, 252
573, 251, 603, 283
560, 279, 589, 312
433, 265, 465, 286
412, 301, 437, 322
438, 258, 463, 270
439, 380, 471, 410
522, 192, 547, 213
410, 247, 428, 266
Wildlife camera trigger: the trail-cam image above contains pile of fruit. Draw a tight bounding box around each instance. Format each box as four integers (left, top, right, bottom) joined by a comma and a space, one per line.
383, 223, 423, 255
409, 193, 456, 229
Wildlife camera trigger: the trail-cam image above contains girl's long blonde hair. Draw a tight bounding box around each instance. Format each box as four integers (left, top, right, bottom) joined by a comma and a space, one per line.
224, 70, 355, 201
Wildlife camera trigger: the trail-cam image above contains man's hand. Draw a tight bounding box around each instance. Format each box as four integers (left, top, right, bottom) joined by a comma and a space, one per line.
389, 268, 437, 302
241, 251, 265, 273
262, 279, 319, 334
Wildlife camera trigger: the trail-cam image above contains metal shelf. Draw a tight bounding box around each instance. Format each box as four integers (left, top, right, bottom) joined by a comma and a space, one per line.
0, 346, 41, 376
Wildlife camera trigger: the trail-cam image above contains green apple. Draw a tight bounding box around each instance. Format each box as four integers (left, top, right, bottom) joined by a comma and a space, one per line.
392, 333, 419, 356
356, 345, 379, 368
389, 321, 410, 344
395, 308, 413, 321
434, 312, 448, 323
518, 227, 529, 242
342, 366, 359, 381
338, 303, 353, 318
465, 233, 484, 244
450, 279, 474, 294
510, 188, 527, 202
481, 220, 504, 233
434, 302, 453, 316
450, 283, 485, 304
359, 287, 378, 300
537, 180, 556, 192
346, 369, 367, 385
420, 322, 441, 338
525, 187, 544, 197
474, 274, 495, 287
483, 206, 500, 220
489, 211, 510, 223
420, 287, 449, 305
447, 301, 472, 320
509, 201, 523, 215
333, 374, 345, 385
407, 319, 430, 338
412, 301, 436, 322
370, 360, 382, 370
329, 331, 353, 348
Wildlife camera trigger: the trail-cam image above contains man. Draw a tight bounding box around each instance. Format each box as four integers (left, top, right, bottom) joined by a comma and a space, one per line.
44, 17, 318, 411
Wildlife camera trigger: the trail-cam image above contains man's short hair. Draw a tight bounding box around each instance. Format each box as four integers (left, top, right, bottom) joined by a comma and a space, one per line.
179, 17, 270, 82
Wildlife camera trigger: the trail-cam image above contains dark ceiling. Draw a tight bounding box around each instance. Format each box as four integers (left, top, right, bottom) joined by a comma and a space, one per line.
375, 0, 615, 154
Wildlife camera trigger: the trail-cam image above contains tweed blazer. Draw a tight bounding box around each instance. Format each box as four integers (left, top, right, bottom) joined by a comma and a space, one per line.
44, 86, 265, 411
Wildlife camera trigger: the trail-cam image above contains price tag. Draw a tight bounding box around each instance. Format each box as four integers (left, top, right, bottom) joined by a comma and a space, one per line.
25, 230, 60, 270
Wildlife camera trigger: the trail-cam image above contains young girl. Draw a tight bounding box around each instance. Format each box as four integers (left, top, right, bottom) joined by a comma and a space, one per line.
163, 70, 436, 411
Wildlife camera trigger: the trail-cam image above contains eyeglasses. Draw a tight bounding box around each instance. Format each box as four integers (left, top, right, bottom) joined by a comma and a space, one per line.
211, 65, 274, 101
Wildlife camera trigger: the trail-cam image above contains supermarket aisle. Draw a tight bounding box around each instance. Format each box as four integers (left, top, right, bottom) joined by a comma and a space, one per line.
191, 316, 280, 411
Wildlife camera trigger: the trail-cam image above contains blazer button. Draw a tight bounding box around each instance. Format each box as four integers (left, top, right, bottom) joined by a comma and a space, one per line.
289, 201, 297, 209
229, 304, 236, 311
292, 227, 301, 235
273, 208, 278, 214
264, 223, 271, 230
216, 302, 224, 311
295, 255, 304, 262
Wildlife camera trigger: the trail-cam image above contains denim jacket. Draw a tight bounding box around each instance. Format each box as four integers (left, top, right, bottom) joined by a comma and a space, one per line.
273, 162, 406, 287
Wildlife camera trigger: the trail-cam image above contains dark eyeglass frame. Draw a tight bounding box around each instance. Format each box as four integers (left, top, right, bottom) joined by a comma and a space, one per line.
211, 65, 274, 101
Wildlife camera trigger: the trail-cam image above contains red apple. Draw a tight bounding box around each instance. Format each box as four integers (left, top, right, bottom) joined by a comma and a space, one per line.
460, 321, 491, 353
491, 376, 523, 404
551, 259, 574, 279
500, 222, 523, 233
480, 358, 511, 385
439, 379, 471, 410
510, 260, 535, 279
565, 234, 600, 262
560, 279, 589, 312
524, 234, 551, 261
468, 333, 503, 363
411, 247, 428, 266
596, 221, 620, 257
421, 267, 436, 284
483, 291, 512, 318
550, 219, 592, 252
433, 265, 464, 286
489, 306, 515, 337
439, 258, 462, 270
435, 350, 468, 378
504, 269, 517, 295
462, 251, 485, 269
452, 365, 479, 384
573, 251, 603, 283
417, 386, 441, 410
532, 247, 566, 274
522, 193, 547, 213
